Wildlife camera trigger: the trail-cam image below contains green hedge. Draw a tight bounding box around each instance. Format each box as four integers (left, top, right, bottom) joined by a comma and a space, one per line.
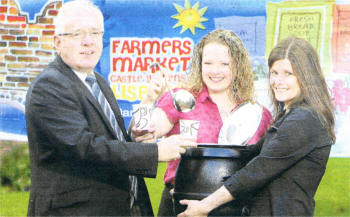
0, 142, 30, 191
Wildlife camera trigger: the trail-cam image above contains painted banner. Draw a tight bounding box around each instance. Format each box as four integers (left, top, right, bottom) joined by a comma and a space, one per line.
331, 5, 350, 157
0, 0, 349, 157
109, 37, 193, 101
266, 0, 333, 75
332, 4, 350, 74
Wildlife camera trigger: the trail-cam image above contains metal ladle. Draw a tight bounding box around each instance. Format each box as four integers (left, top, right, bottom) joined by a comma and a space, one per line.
149, 63, 196, 113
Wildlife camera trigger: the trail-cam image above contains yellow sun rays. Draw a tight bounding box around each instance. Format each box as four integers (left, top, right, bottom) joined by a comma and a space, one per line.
171, 0, 208, 35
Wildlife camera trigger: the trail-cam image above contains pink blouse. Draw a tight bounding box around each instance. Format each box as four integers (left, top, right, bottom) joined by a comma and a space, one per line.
156, 86, 273, 184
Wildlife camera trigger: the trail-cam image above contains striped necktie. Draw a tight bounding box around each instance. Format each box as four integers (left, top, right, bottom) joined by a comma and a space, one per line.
85, 74, 138, 207
85, 75, 124, 140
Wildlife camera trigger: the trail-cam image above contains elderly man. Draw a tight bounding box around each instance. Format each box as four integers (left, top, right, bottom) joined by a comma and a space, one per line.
25, 0, 196, 216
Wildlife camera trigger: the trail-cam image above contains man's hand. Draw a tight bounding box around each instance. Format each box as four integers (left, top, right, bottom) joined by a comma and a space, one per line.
157, 135, 197, 162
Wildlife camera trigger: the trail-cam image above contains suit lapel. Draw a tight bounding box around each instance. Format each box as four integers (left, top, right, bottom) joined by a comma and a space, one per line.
54, 56, 119, 138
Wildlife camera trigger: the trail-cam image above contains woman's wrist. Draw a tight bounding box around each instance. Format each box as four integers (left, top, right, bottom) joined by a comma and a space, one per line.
198, 199, 215, 214
199, 196, 220, 214
200, 185, 235, 213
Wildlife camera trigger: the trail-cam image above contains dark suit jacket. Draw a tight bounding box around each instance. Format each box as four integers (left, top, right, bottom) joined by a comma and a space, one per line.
224, 105, 333, 216
26, 56, 158, 216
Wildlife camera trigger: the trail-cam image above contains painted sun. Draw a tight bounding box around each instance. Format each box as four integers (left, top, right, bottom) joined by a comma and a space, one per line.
171, 0, 208, 35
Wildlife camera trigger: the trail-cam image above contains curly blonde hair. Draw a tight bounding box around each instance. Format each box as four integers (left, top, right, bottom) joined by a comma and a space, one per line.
183, 29, 254, 104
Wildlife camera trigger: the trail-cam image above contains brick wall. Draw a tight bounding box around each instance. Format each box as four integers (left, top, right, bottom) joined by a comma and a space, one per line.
0, 0, 62, 104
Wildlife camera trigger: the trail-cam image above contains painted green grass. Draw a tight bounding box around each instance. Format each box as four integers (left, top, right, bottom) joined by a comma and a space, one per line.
1, 159, 349, 216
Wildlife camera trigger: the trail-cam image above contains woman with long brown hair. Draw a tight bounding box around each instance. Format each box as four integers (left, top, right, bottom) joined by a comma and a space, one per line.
178, 37, 335, 216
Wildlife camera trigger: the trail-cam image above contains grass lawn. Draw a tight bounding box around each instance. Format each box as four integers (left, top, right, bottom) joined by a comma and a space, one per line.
313, 158, 350, 216
0, 189, 29, 216
1, 158, 349, 216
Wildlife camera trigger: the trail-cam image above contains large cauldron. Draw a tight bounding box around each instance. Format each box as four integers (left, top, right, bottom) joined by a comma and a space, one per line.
173, 145, 255, 216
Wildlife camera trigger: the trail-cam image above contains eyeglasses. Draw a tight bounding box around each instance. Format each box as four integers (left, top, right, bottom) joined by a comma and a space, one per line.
58, 31, 104, 40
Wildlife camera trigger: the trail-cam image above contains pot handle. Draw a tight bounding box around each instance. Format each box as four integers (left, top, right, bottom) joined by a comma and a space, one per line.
197, 143, 243, 149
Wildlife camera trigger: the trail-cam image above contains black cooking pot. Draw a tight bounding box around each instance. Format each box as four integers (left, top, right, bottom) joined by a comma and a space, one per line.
173, 144, 255, 216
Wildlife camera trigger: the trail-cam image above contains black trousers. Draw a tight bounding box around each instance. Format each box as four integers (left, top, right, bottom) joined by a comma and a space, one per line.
157, 184, 175, 217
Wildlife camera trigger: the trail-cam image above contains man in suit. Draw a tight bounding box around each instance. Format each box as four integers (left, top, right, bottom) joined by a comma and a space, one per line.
25, 0, 196, 216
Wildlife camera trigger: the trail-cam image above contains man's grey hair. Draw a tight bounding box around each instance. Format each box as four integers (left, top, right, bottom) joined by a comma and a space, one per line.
54, 0, 104, 35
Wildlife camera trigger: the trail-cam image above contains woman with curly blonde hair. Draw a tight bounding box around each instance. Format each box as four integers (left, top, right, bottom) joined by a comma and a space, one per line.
184, 29, 255, 105
132, 29, 273, 216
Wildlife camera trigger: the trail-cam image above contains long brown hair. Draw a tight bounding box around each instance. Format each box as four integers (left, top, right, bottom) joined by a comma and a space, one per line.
268, 36, 335, 140
183, 29, 254, 104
